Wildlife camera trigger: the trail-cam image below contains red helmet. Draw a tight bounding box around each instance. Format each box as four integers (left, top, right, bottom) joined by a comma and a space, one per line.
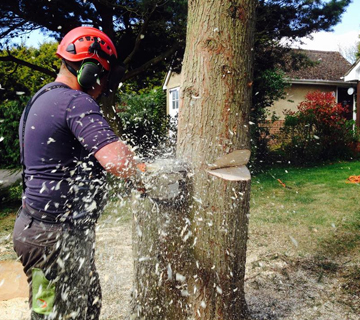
56, 26, 117, 71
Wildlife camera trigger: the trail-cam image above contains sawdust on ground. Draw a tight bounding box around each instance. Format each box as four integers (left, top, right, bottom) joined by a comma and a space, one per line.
0, 214, 359, 320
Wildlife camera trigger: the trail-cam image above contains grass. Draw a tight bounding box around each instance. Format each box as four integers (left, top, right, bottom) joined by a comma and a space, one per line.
100, 197, 133, 225
0, 161, 359, 310
249, 160, 360, 303
250, 160, 360, 257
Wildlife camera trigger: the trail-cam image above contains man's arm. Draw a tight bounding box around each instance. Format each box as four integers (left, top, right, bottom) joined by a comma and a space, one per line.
95, 140, 137, 178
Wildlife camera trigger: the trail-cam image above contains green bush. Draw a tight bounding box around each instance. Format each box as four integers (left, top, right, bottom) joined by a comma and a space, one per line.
118, 87, 176, 159
279, 91, 359, 164
0, 96, 29, 168
0, 180, 22, 215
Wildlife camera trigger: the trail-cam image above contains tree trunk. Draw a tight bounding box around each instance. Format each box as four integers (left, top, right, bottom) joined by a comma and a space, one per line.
99, 93, 123, 136
176, 0, 256, 319
131, 159, 192, 319
131, 1, 256, 319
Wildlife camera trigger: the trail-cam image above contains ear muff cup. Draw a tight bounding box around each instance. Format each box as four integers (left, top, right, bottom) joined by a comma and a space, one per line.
77, 62, 101, 89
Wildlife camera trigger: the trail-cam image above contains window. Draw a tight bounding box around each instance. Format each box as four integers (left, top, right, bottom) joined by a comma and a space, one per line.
169, 87, 180, 118
170, 88, 179, 110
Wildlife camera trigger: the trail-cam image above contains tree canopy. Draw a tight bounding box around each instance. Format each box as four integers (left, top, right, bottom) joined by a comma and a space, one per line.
0, 0, 351, 86
0, 0, 352, 140
254, 0, 351, 97
0, 0, 187, 84
0, 42, 60, 99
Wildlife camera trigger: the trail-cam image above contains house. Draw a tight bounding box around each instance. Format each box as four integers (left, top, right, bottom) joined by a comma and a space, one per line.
163, 49, 360, 130
163, 70, 181, 119
344, 56, 360, 127
269, 50, 358, 133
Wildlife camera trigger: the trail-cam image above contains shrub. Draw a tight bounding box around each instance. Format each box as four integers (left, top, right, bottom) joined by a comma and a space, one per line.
0, 96, 28, 168
0, 182, 22, 214
279, 91, 359, 164
118, 87, 176, 159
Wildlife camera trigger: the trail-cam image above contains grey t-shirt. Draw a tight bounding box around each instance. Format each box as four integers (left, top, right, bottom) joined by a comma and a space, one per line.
19, 82, 118, 215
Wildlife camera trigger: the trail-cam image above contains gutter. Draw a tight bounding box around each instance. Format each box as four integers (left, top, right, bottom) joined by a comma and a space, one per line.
285, 78, 357, 87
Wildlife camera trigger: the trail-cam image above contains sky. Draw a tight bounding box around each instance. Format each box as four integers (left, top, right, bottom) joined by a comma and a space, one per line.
14, 0, 360, 60
290, 0, 360, 59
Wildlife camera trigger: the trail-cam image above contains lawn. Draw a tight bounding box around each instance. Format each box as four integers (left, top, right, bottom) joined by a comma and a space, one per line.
1, 161, 359, 317
1, 161, 360, 256
247, 160, 360, 316
250, 160, 360, 258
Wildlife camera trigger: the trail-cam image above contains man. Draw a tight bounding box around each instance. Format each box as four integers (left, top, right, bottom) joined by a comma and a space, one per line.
13, 27, 139, 320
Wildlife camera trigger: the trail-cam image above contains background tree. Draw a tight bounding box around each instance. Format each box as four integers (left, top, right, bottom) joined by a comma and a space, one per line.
339, 40, 359, 64
0, 0, 351, 153
0, 97, 27, 167
0, 0, 350, 95
118, 86, 174, 158
0, 0, 187, 134
0, 0, 187, 80
251, 0, 351, 162
0, 42, 59, 99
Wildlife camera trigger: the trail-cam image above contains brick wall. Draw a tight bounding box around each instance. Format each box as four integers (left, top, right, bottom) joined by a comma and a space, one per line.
258, 120, 285, 145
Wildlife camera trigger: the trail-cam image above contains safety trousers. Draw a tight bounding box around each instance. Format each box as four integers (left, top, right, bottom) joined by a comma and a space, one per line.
13, 208, 102, 320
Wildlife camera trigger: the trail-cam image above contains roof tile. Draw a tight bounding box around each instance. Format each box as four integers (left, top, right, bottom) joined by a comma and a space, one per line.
286, 49, 351, 81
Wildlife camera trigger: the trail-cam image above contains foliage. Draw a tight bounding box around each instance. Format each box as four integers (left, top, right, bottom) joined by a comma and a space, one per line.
0, 0, 350, 89
278, 91, 359, 164
118, 86, 175, 158
252, 0, 351, 160
0, 182, 22, 215
0, 42, 60, 100
0, 0, 187, 86
0, 96, 29, 167
0, 0, 187, 134
251, 68, 289, 162
0, 0, 352, 162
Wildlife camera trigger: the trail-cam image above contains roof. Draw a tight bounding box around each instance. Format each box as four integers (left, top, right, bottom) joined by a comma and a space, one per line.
162, 49, 356, 88
285, 49, 352, 82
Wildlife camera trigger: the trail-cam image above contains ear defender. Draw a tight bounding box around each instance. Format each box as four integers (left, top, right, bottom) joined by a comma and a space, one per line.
77, 61, 102, 89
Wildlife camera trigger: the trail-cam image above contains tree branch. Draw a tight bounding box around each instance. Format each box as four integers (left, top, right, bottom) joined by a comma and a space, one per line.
122, 43, 179, 81
0, 53, 57, 78
97, 0, 140, 15
123, 4, 158, 65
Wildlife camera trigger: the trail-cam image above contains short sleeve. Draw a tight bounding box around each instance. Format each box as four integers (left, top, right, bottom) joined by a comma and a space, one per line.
65, 93, 119, 153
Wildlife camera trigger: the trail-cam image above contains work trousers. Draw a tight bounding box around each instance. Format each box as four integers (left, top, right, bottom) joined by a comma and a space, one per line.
13, 207, 102, 320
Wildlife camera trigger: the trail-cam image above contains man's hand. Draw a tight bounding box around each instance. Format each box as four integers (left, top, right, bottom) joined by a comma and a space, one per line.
136, 163, 146, 173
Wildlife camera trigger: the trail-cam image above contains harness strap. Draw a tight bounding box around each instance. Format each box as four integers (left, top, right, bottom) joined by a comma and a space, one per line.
21, 84, 68, 192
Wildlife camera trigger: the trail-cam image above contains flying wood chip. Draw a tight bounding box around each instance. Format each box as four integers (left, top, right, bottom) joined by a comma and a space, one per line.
207, 165, 251, 181
210, 149, 251, 169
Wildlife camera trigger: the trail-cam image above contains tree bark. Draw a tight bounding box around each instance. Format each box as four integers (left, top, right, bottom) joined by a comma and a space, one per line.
176, 0, 256, 319
131, 159, 191, 319
99, 93, 123, 136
